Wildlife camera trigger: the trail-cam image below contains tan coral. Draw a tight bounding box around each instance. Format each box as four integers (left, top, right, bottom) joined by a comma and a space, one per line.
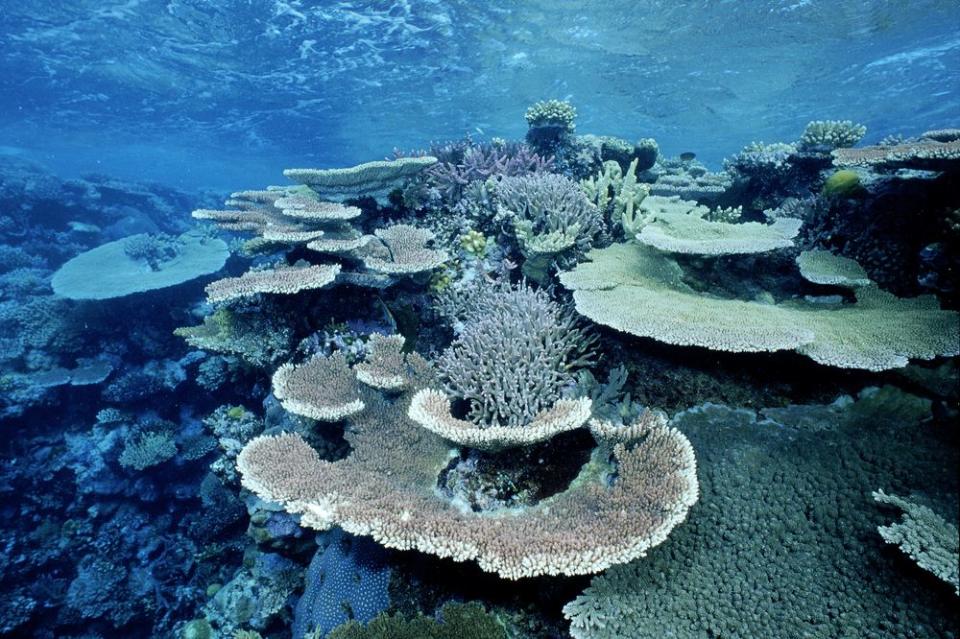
205, 263, 340, 303
354, 334, 413, 390
408, 388, 592, 450
274, 195, 362, 221
237, 387, 698, 580
833, 139, 960, 171
358, 224, 448, 275
271, 352, 364, 422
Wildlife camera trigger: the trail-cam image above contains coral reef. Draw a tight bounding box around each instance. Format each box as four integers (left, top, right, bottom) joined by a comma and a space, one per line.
564, 387, 958, 638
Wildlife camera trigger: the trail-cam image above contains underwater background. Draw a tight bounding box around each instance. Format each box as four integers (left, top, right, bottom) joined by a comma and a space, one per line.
1, 1, 959, 638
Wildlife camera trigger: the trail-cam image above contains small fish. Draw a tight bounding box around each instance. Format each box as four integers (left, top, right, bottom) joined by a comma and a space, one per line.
679, 152, 696, 162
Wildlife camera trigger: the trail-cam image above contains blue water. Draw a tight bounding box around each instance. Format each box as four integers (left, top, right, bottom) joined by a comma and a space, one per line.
1, 3, 959, 639
2, 1, 959, 189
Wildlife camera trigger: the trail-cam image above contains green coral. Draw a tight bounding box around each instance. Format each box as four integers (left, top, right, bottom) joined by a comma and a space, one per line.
796, 250, 872, 287
182, 618, 213, 639
459, 229, 488, 257
581, 159, 651, 234
119, 431, 177, 471
326, 602, 506, 639
634, 195, 801, 255
175, 307, 294, 367
822, 169, 863, 198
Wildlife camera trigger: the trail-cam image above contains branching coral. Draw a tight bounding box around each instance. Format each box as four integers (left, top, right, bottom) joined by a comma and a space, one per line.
799, 120, 867, 151
434, 281, 594, 428
873, 490, 959, 596
494, 173, 603, 280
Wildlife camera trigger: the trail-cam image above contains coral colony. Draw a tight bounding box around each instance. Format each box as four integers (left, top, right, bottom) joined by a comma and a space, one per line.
2, 105, 958, 638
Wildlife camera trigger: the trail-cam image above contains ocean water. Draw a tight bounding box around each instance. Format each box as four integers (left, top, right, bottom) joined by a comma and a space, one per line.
0, 2, 958, 638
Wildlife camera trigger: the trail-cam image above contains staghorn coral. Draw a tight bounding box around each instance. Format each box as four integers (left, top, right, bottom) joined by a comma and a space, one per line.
494, 172, 603, 281
798, 119, 867, 151
427, 142, 552, 202
237, 383, 698, 580
435, 281, 594, 428
559, 242, 960, 371
205, 262, 340, 303
272, 352, 365, 422
873, 490, 959, 596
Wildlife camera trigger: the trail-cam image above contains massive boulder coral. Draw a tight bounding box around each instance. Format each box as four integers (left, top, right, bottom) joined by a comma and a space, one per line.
237, 382, 698, 579
563, 387, 958, 639
559, 242, 959, 370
